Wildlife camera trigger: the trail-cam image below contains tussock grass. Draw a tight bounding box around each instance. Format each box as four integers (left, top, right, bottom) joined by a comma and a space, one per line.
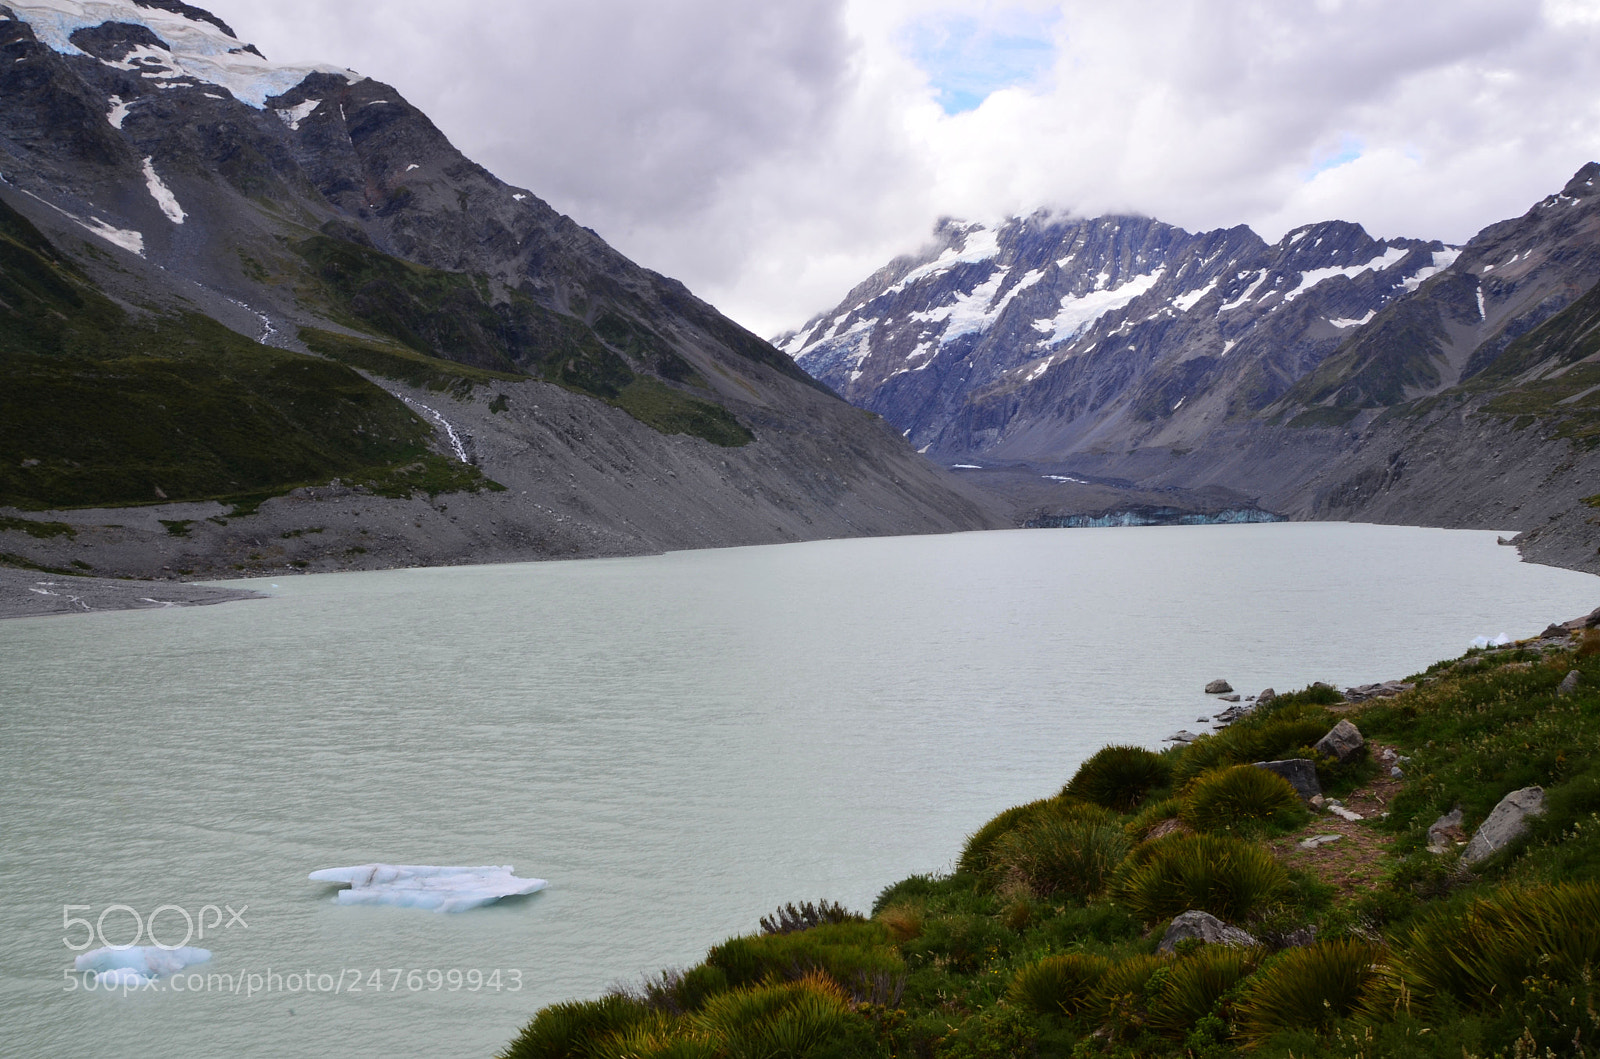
1386, 882, 1600, 1012
1006, 953, 1110, 1017
1148, 945, 1263, 1039
1065, 745, 1173, 812
1182, 765, 1309, 839
1115, 834, 1290, 924
1236, 939, 1383, 1041
994, 816, 1131, 899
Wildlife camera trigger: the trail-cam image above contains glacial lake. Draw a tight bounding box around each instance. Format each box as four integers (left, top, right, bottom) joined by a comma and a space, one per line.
2, 522, 1596, 1058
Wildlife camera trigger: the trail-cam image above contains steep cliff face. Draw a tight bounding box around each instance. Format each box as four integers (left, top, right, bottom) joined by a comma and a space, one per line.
783, 213, 1444, 459
780, 166, 1600, 574
0, 1, 1001, 579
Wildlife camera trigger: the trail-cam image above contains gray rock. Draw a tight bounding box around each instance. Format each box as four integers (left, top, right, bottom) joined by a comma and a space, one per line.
1157, 910, 1258, 953
1165, 730, 1201, 744
1462, 787, 1546, 866
1427, 807, 1464, 854
1255, 759, 1322, 801
1205, 679, 1234, 694
1315, 719, 1365, 763
1299, 834, 1342, 850
1257, 688, 1276, 706
1218, 693, 1241, 702
1345, 681, 1416, 703
1560, 670, 1581, 696
1328, 804, 1364, 822
1543, 623, 1571, 639
1390, 767, 1404, 779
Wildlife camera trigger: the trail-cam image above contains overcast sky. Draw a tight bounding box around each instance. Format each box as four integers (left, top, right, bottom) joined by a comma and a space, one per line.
203, 0, 1600, 336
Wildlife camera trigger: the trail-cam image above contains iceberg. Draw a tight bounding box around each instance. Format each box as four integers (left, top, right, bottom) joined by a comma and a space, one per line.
1470, 633, 1513, 650
75, 945, 211, 980
309, 864, 548, 912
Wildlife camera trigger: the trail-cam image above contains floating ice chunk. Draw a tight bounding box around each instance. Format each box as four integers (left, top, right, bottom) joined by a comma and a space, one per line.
309, 864, 548, 912
75, 946, 211, 980
1470, 633, 1513, 650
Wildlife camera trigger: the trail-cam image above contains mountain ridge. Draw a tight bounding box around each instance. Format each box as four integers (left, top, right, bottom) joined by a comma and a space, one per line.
0, 0, 1003, 584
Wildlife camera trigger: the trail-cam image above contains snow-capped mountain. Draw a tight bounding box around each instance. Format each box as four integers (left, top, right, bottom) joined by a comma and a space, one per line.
0, 0, 998, 579
780, 213, 1450, 458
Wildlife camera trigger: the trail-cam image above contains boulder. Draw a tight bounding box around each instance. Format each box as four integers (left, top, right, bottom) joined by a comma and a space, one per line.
1205, 679, 1234, 694
1255, 759, 1321, 801
1461, 787, 1546, 866
1560, 670, 1581, 696
1542, 623, 1571, 640
1218, 693, 1241, 703
1165, 730, 1201, 744
1427, 807, 1464, 854
1257, 688, 1276, 707
1157, 910, 1258, 953
1315, 720, 1365, 763
1562, 607, 1600, 632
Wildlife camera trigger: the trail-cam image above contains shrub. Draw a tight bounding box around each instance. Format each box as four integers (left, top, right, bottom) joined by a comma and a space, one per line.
1182, 766, 1308, 838
502, 993, 649, 1059
994, 816, 1131, 898
1235, 939, 1383, 1041
641, 965, 730, 1015
1007, 953, 1111, 1017
1388, 882, 1600, 1012
1147, 945, 1263, 1039
1064, 745, 1174, 811
761, 901, 864, 935
705, 921, 903, 995
870, 872, 973, 916
1114, 834, 1290, 924
901, 913, 1011, 974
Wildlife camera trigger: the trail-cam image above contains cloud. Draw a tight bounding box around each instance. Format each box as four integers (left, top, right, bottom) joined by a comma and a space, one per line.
200, 0, 1600, 336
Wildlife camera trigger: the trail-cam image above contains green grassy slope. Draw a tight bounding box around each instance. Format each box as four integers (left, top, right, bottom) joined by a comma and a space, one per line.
0, 198, 489, 509
501, 631, 1600, 1059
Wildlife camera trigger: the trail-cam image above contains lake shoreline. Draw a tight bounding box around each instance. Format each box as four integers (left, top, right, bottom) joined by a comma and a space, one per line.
2, 519, 1592, 622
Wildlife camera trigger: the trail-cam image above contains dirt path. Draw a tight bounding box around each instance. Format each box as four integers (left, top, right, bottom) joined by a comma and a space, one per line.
1268, 743, 1406, 900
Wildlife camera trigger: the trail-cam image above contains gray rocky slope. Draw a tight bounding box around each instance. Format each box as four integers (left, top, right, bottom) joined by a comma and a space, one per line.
782, 167, 1600, 574
0, 1, 1001, 586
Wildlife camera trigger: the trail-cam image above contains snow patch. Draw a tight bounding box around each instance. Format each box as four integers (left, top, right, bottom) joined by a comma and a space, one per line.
1401, 248, 1462, 293
1283, 246, 1407, 302
1329, 311, 1375, 328
512, 193, 527, 202
911, 267, 1044, 345
105, 94, 131, 128
1217, 271, 1268, 313
1031, 269, 1165, 347
310, 864, 547, 913
1477, 289, 1487, 320
141, 157, 184, 224
1043, 474, 1087, 484
9, 0, 361, 108
884, 226, 1002, 295
79, 214, 144, 255
275, 98, 319, 130
1171, 277, 1219, 313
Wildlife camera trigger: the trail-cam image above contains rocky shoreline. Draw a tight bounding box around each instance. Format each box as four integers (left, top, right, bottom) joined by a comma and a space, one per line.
0, 567, 265, 620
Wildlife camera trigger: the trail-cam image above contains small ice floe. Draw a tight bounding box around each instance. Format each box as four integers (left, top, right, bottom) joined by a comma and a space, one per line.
1470, 633, 1513, 650
309, 864, 547, 912
75, 945, 211, 981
